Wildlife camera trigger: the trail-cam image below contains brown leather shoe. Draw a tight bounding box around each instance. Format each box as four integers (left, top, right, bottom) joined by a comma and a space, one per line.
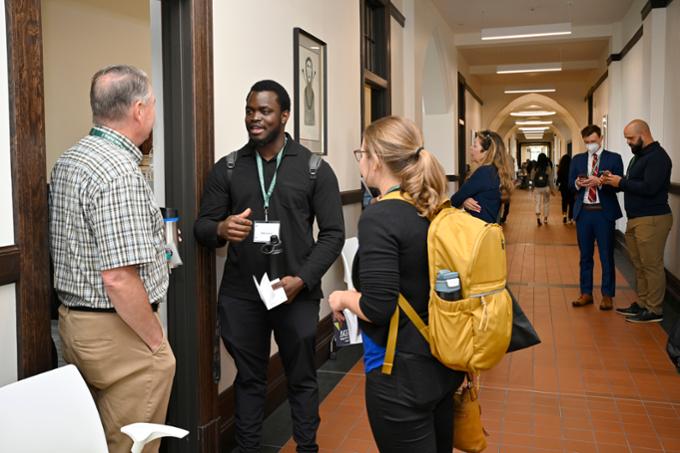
572, 294, 594, 307
600, 296, 614, 311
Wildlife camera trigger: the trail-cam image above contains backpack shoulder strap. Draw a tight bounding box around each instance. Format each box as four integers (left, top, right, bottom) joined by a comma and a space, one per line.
381, 294, 430, 375
225, 150, 238, 182
308, 154, 322, 180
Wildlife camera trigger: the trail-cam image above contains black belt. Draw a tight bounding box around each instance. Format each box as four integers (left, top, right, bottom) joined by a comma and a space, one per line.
64, 303, 159, 313
583, 203, 603, 211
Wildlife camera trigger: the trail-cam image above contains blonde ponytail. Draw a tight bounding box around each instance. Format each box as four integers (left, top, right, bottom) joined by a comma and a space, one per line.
363, 116, 448, 219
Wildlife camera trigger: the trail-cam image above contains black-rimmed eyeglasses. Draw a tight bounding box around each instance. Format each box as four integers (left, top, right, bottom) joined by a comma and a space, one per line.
353, 149, 367, 162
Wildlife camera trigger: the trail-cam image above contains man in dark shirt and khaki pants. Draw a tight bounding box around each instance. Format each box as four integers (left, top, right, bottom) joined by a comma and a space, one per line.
602, 119, 673, 323
194, 80, 344, 453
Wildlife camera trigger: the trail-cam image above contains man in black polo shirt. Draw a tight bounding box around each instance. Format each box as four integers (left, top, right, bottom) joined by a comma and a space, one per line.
194, 80, 344, 452
602, 119, 673, 323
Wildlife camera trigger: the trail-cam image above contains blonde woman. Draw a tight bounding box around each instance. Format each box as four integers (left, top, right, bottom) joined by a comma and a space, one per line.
329, 116, 464, 452
451, 130, 515, 223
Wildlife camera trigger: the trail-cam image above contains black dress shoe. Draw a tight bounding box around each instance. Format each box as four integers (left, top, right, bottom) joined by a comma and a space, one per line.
616, 302, 642, 317
625, 309, 663, 323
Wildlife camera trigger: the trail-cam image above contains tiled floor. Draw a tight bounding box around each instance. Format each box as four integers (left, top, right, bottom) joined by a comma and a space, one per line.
275, 189, 680, 453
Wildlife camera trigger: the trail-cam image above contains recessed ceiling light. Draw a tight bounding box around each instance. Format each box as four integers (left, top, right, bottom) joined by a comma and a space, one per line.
505, 88, 557, 94
520, 126, 550, 131
497, 63, 562, 74
511, 110, 556, 117
516, 120, 553, 126
481, 22, 572, 41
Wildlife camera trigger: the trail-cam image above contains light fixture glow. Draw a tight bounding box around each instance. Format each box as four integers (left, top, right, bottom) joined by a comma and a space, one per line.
524, 134, 544, 140
505, 88, 557, 94
511, 110, 556, 117
519, 126, 550, 132
497, 63, 562, 74
481, 22, 572, 41
516, 120, 553, 126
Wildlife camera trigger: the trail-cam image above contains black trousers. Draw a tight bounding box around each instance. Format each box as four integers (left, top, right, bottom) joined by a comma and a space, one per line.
560, 188, 575, 220
220, 294, 320, 453
365, 352, 465, 453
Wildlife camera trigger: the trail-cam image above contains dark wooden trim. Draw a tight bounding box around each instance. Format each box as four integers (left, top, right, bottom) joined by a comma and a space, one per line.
446, 175, 460, 182
6, 0, 53, 379
364, 69, 389, 89
389, 2, 406, 27
458, 72, 484, 106
642, 0, 674, 20
607, 26, 643, 66
162, 1, 219, 452
341, 189, 363, 205
587, 95, 593, 125
670, 182, 680, 196
218, 314, 334, 450
585, 70, 609, 100
457, 77, 467, 185
0, 246, 20, 286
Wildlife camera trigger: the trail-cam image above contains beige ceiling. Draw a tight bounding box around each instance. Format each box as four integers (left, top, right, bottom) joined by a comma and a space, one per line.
433, 0, 635, 34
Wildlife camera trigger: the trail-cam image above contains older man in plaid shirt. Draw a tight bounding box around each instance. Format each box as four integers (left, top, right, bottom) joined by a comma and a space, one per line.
49, 65, 175, 453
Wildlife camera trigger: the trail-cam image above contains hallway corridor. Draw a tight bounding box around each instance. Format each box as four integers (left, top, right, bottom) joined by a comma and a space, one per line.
281, 189, 680, 453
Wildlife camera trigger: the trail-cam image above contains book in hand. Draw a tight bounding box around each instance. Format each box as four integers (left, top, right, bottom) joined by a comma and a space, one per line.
333, 308, 362, 347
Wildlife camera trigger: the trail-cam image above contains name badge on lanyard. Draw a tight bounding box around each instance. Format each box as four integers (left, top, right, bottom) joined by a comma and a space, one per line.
253, 221, 281, 243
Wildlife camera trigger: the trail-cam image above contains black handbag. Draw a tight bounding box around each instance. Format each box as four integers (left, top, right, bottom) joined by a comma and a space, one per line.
506, 287, 541, 353
666, 316, 680, 372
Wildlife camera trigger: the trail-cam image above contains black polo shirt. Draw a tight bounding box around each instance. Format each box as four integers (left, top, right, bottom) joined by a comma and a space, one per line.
194, 134, 345, 301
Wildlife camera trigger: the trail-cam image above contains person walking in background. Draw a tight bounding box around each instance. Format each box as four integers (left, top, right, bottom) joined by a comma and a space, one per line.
569, 125, 623, 311
557, 153, 575, 224
450, 130, 514, 223
49, 65, 175, 453
602, 119, 673, 323
194, 80, 344, 452
531, 153, 555, 225
328, 116, 465, 452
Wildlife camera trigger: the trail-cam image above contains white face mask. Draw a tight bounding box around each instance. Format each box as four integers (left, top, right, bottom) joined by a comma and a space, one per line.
586, 143, 600, 153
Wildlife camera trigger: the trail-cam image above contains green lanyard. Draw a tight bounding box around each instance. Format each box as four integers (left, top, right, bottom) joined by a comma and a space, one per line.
256, 139, 287, 221
89, 126, 133, 151
384, 184, 401, 195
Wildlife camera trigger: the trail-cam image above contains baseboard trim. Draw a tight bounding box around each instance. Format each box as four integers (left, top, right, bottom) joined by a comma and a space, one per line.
217, 313, 334, 450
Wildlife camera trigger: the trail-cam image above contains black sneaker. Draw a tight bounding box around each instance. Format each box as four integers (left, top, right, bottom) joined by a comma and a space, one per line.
537, 217, 542, 226
616, 302, 642, 317
625, 309, 663, 323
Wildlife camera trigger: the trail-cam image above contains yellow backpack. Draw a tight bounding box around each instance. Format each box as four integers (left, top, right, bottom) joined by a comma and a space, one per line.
381, 191, 512, 375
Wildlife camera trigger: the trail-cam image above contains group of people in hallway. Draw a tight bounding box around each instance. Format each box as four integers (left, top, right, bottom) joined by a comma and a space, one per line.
46, 62, 673, 453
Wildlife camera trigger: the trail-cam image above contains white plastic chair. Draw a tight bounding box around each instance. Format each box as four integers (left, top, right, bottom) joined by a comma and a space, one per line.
0, 365, 188, 453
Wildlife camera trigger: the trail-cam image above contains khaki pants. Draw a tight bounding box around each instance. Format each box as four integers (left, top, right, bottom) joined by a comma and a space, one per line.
534, 186, 551, 218
624, 213, 673, 315
59, 305, 176, 453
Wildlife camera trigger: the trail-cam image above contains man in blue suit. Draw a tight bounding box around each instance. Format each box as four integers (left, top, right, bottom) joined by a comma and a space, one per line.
569, 125, 623, 311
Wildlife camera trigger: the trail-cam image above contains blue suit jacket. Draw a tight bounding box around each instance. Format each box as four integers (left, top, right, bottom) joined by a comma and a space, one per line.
568, 150, 624, 221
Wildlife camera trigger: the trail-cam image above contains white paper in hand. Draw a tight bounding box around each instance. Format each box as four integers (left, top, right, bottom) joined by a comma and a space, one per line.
252, 273, 288, 310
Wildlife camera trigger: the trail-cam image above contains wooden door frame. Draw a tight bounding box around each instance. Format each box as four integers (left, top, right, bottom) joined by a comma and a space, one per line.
5, 0, 53, 379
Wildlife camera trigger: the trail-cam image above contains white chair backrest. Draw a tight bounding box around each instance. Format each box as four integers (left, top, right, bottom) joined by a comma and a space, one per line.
341, 237, 359, 290
0, 364, 108, 453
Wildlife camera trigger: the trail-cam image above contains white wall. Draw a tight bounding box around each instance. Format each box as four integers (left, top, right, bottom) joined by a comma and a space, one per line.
607, 1, 680, 279
212, 0, 362, 392
41, 0, 152, 177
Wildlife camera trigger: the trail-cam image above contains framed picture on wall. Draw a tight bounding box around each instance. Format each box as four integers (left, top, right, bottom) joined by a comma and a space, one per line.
293, 28, 327, 155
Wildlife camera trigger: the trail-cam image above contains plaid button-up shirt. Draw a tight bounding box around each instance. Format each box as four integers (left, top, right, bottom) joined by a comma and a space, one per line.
49, 126, 168, 309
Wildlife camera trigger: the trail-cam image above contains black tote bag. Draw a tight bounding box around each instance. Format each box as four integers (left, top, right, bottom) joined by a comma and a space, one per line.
506, 287, 541, 353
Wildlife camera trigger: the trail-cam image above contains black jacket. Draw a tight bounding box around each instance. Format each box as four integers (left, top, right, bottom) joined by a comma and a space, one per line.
619, 141, 672, 219
194, 134, 345, 301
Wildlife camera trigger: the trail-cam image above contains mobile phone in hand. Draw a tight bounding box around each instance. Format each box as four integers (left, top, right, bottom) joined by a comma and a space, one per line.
601, 170, 611, 177
577, 174, 587, 180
